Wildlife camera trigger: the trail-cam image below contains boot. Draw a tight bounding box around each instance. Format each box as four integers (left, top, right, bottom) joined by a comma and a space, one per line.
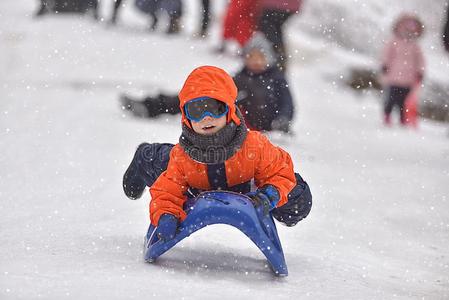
109, 11, 118, 25
157, 94, 180, 115
214, 41, 227, 54
139, 94, 180, 117
167, 15, 181, 34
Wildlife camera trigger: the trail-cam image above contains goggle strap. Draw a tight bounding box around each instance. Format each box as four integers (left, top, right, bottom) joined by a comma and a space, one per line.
184, 100, 228, 122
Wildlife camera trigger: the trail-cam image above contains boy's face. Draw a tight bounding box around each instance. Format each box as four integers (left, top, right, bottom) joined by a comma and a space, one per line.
245, 49, 268, 74
191, 115, 227, 135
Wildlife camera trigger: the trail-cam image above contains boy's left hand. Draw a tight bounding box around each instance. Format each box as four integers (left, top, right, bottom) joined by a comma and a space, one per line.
247, 185, 280, 216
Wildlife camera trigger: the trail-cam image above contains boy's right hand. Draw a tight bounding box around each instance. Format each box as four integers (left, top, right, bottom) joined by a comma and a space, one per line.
155, 214, 178, 242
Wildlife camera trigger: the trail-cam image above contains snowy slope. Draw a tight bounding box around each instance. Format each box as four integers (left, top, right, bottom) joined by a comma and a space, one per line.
1, 1, 449, 299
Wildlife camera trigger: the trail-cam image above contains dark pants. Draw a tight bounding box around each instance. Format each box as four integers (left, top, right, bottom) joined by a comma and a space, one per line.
123, 143, 312, 226
37, 0, 98, 16
384, 86, 411, 124
444, 5, 449, 53
259, 9, 293, 71
200, 0, 211, 35
110, 0, 123, 23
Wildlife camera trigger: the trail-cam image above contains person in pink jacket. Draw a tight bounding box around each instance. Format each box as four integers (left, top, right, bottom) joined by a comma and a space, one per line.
381, 14, 425, 125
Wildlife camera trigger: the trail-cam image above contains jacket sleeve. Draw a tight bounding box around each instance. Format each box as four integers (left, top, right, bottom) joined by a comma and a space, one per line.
149, 146, 189, 226
254, 134, 296, 207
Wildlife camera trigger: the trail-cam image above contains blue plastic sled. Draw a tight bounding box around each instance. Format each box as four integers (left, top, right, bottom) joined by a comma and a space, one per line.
143, 191, 288, 276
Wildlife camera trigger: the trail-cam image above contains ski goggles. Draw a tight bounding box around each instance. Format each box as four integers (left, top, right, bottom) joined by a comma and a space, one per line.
184, 97, 228, 122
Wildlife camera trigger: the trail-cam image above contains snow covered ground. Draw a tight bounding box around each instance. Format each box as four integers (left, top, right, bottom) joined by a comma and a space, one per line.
1, 1, 448, 299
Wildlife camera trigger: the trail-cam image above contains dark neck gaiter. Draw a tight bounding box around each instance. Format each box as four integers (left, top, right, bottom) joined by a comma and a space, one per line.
179, 110, 248, 164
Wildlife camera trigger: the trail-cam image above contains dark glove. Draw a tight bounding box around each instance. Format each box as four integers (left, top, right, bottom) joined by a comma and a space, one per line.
271, 116, 291, 133
247, 185, 280, 216
155, 214, 178, 242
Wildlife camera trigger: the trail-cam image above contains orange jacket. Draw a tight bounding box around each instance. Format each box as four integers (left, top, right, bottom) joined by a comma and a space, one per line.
149, 131, 296, 225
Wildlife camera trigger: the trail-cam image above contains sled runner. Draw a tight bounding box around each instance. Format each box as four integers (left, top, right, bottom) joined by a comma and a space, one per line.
143, 191, 288, 276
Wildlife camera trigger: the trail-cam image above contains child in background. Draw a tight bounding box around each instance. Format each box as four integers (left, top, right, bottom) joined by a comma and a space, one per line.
381, 14, 425, 126
217, 0, 259, 53
122, 66, 311, 240
235, 32, 294, 133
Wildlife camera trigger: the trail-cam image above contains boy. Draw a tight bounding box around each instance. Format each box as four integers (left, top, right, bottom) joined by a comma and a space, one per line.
123, 66, 311, 241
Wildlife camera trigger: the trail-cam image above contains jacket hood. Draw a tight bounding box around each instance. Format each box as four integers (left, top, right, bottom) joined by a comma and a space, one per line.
178, 66, 240, 127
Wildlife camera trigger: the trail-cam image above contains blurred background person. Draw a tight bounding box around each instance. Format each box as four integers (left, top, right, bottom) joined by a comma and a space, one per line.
380, 14, 425, 126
